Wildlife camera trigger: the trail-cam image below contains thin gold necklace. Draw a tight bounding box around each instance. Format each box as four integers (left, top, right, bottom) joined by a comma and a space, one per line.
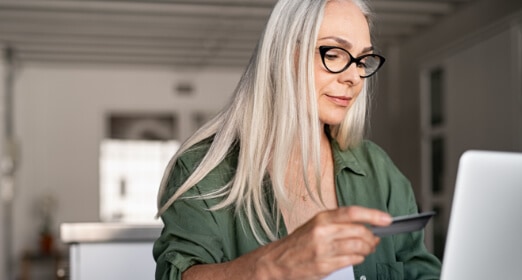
288, 151, 332, 202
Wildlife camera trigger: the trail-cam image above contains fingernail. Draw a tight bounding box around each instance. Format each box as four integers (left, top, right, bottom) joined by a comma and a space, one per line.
381, 214, 392, 223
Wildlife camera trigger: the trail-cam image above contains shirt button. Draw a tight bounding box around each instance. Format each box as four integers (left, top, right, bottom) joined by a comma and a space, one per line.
360, 276, 367, 280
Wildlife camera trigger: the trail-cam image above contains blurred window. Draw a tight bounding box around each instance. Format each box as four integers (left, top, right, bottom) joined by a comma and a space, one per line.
99, 139, 178, 223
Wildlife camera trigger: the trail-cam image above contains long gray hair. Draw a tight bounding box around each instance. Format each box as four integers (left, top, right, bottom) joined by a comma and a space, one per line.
157, 0, 374, 243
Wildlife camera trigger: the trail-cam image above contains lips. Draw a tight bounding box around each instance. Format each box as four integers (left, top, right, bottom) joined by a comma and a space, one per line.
326, 94, 352, 107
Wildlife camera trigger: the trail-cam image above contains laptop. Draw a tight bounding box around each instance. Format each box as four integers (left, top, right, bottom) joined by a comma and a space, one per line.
440, 150, 522, 279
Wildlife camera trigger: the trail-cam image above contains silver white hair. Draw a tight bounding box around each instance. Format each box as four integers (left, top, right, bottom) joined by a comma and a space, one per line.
157, 0, 375, 243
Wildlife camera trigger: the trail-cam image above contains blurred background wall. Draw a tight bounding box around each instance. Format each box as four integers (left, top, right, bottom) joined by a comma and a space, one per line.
0, 0, 521, 279
371, 0, 522, 257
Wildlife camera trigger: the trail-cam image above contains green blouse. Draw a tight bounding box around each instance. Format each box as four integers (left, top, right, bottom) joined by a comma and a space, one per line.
153, 138, 442, 280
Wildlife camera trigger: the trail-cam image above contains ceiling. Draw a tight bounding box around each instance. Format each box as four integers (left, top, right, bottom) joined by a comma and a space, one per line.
0, 0, 476, 69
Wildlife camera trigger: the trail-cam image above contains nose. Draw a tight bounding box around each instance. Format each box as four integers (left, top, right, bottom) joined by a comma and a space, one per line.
338, 63, 362, 86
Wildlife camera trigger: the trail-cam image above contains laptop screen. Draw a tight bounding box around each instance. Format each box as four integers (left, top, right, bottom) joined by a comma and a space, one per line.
441, 150, 522, 280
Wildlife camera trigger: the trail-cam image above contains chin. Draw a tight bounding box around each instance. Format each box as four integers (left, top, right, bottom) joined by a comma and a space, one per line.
320, 116, 346, 126
325, 120, 345, 127
319, 110, 349, 126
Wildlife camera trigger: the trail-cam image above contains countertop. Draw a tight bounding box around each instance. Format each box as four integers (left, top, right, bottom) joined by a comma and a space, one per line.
60, 222, 162, 243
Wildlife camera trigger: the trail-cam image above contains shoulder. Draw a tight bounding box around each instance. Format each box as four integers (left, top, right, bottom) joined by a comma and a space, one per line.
352, 140, 418, 213
176, 137, 214, 171
345, 140, 397, 171
176, 137, 238, 170
351, 139, 389, 157
341, 140, 413, 196
171, 137, 239, 194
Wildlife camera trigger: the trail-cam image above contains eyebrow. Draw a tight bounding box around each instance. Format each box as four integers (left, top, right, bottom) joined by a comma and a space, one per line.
318, 36, 374, 53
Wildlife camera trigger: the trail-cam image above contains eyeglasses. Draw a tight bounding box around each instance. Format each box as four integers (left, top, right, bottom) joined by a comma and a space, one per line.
318, 46, 385, 78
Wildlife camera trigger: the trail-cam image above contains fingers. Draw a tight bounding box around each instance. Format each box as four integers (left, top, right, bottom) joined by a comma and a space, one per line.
294, 237, 378, 277
306, 218, 377, 247
330, 233, 380, 257
262, 206, 391, 279
301, 206, 390, 247
325, 205, 392, 227
303, 206, 389, 260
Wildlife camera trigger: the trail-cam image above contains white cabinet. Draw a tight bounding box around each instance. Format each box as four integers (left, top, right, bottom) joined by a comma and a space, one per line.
61, 223, 161, 280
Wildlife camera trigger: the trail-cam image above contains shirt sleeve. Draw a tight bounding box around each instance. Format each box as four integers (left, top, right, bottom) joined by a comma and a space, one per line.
153, 157, 225, 280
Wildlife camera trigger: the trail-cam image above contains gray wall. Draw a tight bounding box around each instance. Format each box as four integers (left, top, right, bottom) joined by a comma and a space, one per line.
368, 0, 522, 255
7, 65, 242, 277
0, 50, 6, 280
444, 27, 522, 191
371, 0, 522, 195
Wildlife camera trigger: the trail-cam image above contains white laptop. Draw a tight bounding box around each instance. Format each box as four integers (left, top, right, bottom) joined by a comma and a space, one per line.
441, 150, 522, 280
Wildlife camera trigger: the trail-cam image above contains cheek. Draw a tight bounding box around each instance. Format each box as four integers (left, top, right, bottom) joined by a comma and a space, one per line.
314, 69, 331, 96
353, 82, 365, 98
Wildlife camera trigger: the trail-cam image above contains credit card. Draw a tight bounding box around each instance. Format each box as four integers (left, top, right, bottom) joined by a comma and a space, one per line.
370, 211, 436, 237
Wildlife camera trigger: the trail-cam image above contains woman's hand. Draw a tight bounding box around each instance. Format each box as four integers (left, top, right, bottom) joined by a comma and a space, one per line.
255, 206, 392, 280
182, 206, 391, 280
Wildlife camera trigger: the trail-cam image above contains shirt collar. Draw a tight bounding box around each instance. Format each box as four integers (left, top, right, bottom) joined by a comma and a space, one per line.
329, 137, 367, 176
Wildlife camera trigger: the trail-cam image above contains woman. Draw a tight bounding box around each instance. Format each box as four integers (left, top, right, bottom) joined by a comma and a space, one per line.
154, 0, 442, 279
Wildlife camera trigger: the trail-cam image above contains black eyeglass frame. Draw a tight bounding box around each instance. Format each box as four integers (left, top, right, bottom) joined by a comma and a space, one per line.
318, 46, 386, 78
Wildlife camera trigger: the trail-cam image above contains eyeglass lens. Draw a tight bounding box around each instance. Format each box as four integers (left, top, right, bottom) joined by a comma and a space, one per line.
322, 47, 383, 77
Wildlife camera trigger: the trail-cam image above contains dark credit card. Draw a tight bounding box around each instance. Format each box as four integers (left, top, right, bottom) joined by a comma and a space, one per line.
370, 211, 436, 237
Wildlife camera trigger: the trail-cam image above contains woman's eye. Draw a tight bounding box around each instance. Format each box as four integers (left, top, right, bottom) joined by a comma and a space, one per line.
325, 53, 340, 60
